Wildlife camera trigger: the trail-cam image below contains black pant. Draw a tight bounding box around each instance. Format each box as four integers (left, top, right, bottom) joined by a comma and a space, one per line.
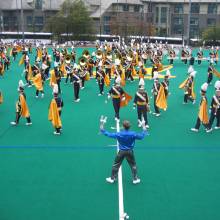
207, 74, 213, 84
194, 117, 209, 130
198, 60, 201, 65
154, 95, 160, 114
209, 110, 220, 128
15, 112, 31, 124
73, 83, 80, 100
57, 80, 61, 94
98, 79, 104, 94
184, 94, 194, 103
126, 70, 134, 81
113, 98, 120, 119
137, 105, 148, 124
25, 74, 31, 85
80, 76, 85, 87
169, 59, 173, 65
66, 74, 72, 83
111, 150, 138, 180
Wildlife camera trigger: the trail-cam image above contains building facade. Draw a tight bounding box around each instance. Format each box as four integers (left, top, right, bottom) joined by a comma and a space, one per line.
0, 0, 220, 39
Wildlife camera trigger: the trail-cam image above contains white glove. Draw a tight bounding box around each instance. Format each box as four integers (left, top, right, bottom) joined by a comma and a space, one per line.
100, 115, 107, 130
107, 94, 111, 99
121, 96, 126, 101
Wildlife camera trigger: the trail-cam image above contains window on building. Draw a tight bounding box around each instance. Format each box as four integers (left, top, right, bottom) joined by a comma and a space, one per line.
35, 0, 42, 10
161, 7, 167, 24
173, 17, 183, 25
190, 17, 199, 26
174, 3, 183, 14
190, 27, 199, 38
27, 16, 33, 26
155, 7, 159, 23
208, 4, 217, 14
103, 16, 111, 25
35, 16, 44, 26
173, 26, 183, 35
104, 25, 110, 34
207, 18, 216, 26
3, 17, 9, 27
134, 5, 140, 12
148, 3, 152, 12
123, 4, 129, 12
191, 3, 200, 14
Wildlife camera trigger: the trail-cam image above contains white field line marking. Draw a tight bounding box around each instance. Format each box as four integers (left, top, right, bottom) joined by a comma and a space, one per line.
116, 120, 126, 220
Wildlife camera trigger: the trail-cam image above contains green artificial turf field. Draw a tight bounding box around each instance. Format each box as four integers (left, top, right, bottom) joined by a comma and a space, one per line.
0, 47, 220, 220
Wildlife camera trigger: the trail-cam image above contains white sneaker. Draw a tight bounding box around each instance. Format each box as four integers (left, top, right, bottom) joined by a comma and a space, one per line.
81, 87, 85, 90
183, 102, 187, 105
10, 121, 17, 125
35, 96, 39, 98
28, 85, 32, 88
145, 124, 149, 128
152, 112, 157, 115
191, 128, 198, 132
98, 93, 102, 96
53, 131, 61, 135
214, 126, 220, 130
155, 114, 160, 117
26, 122, 32, 126
106, 177, 115, 183
41, 94, 44, 98
133, 178, 141, 184
192, 100, 196, 104
206, 128, 212, 133
74, 99, 80, 102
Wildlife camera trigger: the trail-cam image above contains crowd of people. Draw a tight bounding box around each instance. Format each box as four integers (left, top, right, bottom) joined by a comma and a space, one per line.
0, 39, 220, 135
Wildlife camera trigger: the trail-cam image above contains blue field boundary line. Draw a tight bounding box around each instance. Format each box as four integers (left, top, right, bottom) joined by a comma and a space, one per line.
0, 145, 220, 151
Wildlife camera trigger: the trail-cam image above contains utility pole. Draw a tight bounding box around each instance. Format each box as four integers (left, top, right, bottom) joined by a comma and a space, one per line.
187, 0, 191, 46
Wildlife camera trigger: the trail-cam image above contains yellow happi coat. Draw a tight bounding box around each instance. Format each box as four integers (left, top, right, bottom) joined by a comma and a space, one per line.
198, 97, 209, 124
33, 73, 43, 91
48, 99, 62, 128
156, 84, 167, 110
19, 94, 30, 118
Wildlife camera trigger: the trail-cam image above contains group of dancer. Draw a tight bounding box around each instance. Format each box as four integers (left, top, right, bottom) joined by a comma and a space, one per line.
0, 39, 220, 134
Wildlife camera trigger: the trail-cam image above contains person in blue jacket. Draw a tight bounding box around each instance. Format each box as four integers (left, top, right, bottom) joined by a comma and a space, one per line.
100, 118, 148, 184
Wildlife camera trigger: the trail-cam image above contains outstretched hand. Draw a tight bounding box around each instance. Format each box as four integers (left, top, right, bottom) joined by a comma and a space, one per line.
100, 115, 107, 130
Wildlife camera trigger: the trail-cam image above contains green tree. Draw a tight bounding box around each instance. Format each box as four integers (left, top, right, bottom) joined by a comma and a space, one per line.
46, 0, 94, 41
202, 26, 220, 43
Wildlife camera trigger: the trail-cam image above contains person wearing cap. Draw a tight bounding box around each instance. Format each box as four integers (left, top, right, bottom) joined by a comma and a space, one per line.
48, 84, 63, 135
151, 72, 161, 116
124, 54, 134, 82
65, 58, 73, 84
138, 61, 147, 80
104, 52, 113, 80
189, 53, 195, 66
100, 119, 148, 184
179, 71, 196, 104
207, 60, 214, 85
10, 80, 32, 126
108, 77, 125, 120
133, 79, 150, 128
50, 62, 62, 94
191, 83, 212, 133
161, 70, 171, 98
197, 48, 203, 65
32, 69, 44, 98
168, 47, 175, 65
72, 64, 81, 102
208, 84, 220, 130
79, 58, 88, 89
96, 65, 106, 96
24, 62, 32, 87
